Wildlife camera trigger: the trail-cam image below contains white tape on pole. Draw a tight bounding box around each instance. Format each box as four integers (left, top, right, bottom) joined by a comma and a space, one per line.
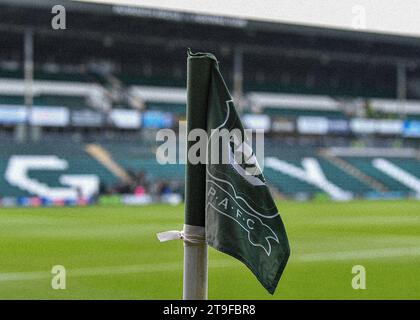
157, 224, 208, 300
157, 225, 206, 245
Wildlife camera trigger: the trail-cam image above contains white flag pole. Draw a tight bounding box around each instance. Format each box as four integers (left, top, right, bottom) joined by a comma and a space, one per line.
157, 224, 208, 299
182, 224, 208, 300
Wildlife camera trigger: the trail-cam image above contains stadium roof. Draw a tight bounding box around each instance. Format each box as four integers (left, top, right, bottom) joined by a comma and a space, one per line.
79, 0, 420, 40
1, 0, 420, 68
2, 0, 420, 45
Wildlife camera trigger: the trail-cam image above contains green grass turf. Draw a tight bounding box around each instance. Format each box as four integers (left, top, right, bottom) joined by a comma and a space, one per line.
0, 200, 419, 299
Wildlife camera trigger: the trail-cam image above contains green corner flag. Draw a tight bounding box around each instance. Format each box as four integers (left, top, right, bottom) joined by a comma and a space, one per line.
187, 49, 290, 294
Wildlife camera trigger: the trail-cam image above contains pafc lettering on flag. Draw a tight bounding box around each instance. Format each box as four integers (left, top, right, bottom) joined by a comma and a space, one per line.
207, 182, 279, 256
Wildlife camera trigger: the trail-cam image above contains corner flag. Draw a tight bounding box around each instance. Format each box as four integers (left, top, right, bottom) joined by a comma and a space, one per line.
158, 49, 290, 297
198, 50, 290, 294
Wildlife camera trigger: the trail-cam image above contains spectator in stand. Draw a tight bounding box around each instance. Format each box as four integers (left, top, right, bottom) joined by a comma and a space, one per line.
134, 185, 146, 196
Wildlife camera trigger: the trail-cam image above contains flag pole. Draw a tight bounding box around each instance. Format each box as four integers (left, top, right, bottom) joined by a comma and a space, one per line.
183, 50, 213, 300
182, 225, 207, 299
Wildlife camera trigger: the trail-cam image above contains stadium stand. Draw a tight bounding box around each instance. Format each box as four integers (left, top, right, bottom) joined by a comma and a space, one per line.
2, 134, 419, 201
33, 94, 88, 109
264, 146, 370, 199
338, 157, 420, 193
262, 107, 345, 118
0, 139, 116, 199
0, 0, 419, 206
0, 95, 24, 105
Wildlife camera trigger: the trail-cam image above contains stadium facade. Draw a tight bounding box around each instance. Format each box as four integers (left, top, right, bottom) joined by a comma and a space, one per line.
0, 0, 419, 207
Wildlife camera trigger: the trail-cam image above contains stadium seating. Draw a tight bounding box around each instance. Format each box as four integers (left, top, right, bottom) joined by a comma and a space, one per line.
0, 140, 117, 198
262, 107, 346, 118
145, 102, 186, 115
0, 92, 90, 110
0, 95, 24, 105
340, 157, 420, 192
35, 71, 90, 83
243, 80, 394, 98
119, 74, 185, 88
0, 68, 419, 201
100, 141, 185, 182
263, 146, 372, 198
390, 158, 420, 176
33, 94, 88, 109
1, 135, 419, 200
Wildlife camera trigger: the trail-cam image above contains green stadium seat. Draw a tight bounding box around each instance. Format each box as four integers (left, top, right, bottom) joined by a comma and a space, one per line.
341, 157, 419, 192
33, 94, 88, 109
0, 95, 25, 105
146, 102, 186, 115
263, 107, 346, 118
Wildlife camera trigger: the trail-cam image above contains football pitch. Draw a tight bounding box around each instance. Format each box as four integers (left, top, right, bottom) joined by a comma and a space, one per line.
0, 200, 419, 300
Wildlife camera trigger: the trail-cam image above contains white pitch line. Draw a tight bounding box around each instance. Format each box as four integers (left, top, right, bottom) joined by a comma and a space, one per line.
0, 260, 233, 283
1, 246, 420, 282
299, 215, 420, 226
297, 246, 420, 262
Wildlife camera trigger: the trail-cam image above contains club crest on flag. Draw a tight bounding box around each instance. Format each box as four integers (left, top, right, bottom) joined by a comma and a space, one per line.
202, 60, 290, 293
